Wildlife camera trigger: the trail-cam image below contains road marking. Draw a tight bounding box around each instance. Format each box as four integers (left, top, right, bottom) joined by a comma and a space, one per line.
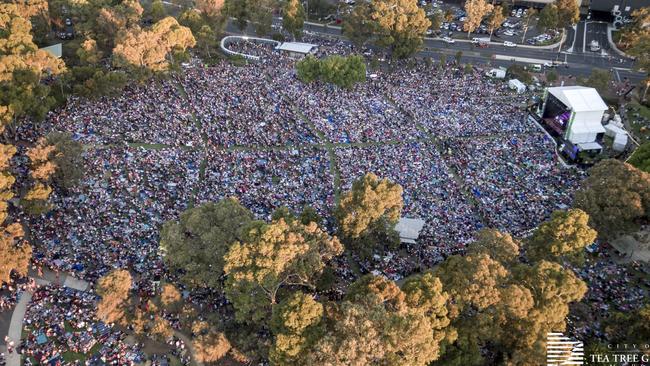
614, 68, 621, 82
494, 54, 551, 64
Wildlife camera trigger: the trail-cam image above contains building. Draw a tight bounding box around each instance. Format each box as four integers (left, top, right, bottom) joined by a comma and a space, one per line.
394, 218, 426, 244
275, 42, 317, 58
585, 0, 650, 17
532, 86, 608, 160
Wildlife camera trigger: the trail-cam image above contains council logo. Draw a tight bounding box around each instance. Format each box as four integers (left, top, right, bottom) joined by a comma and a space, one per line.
547, 332, 585, 365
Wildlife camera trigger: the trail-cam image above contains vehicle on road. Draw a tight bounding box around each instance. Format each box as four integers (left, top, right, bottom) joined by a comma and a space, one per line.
442, 36, 455, 44
503, 41, 516, 47
531, 64, 542, 72
590, 40, 601, 52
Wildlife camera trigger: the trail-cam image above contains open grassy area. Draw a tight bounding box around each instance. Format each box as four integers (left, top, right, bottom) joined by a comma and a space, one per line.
626, 101, 650, 142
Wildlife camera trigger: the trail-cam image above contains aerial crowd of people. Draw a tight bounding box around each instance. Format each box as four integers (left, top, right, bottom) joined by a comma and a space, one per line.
0, 36, 644, 363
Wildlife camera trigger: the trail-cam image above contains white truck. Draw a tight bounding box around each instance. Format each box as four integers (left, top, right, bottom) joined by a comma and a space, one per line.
485, 68, 506, 79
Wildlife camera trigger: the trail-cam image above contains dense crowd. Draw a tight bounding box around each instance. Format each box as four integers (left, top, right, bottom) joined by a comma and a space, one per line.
569, 243, 650, 340
3, 36, 605, 361
21, 285, 144, 365
30, 147, 200, 283
47, 80, 200, 147
25, 36, 583, 277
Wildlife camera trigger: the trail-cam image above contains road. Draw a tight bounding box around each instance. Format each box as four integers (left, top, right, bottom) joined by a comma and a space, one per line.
292, 20, 643, 84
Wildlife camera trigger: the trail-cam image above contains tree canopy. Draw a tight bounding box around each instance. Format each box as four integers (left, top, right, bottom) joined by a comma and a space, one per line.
160, 198, 255, 289
224, 218, 343, 323
527, 209, 597, 264
574, 159, 650, 239
296, 54, 367, 89
96, 269, 132, 324
343, 0, 431, 58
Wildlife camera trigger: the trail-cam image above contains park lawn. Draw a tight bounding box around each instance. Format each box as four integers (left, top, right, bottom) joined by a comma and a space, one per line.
627, 101, 650, 142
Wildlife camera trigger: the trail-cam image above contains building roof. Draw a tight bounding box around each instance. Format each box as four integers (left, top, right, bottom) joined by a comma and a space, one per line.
276, 42, 317, 54
547, 86, 608, 113
394, 218, 426, 244
577, 142, 603, 151
40, 43, 63, 58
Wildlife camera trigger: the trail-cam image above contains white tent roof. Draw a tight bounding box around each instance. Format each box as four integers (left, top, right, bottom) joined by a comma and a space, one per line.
571, 122, 606, 134
40, 43, 62, 58
395, 218, 425, 244
577, 142, 603, 151
547, 86, 607, 113
276, 42, 317, 54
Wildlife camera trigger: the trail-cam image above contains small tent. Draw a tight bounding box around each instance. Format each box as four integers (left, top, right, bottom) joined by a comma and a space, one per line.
508, 79, 526, 94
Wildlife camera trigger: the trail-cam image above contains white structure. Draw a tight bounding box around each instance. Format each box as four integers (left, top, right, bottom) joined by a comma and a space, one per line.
40, 43, 62, 58
276, 42, 317, 58
545, 86, 607, 145
508, 79, 526, 94
394, 218, 425, 244
220, 36, 281, 61
485, 68, 506, 79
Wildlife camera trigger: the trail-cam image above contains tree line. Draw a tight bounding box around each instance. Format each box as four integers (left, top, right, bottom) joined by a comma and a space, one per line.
82, 160, 650, 365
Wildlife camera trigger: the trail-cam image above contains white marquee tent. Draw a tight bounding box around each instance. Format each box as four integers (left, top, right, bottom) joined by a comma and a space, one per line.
547, 86, 607, 144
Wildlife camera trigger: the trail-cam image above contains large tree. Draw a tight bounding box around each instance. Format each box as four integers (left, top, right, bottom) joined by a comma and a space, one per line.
343, 0, 431, 58
0, 223, 31, 285
224, 218, 343, 323
301, 274, 451, 366
628, 142, 650, 172
96, 269, 132, 324
537, 3, 559, 31
112, 17, 196, 72
526, 209, 597, 265
283, 0, 305, 39
46, 132, 84, 191
0, 145, 16, 224
463, 0, 493, 38
555, 0, 580, 28
335, 173, 402, 256
0, 3, 66, 131
573, 159, 650, 239
160, 198, 254, 289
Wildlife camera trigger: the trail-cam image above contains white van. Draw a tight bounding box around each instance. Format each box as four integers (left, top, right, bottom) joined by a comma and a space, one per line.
531, 64, 542, 72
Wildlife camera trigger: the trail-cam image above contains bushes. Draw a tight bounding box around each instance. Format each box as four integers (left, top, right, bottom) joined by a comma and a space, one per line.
296, 54, 366, 89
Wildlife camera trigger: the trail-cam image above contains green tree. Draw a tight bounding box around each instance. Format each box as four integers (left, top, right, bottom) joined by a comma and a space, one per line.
526, 209, 597, 265
196, 24, 218, 58
537, 3, 559, 31
96, 269, 132, 324
628, 142, 650, 172
225, 0, 250, 32
0, 4, 66, 132
224, 218, 343, 323
283, 0, 305, 39
574, 159, 650, 238
487, 6, 506, 40
45, 132, 84, 191
342, 3, 373, 48
160, 198, 254, 290
150, 0, 167, 22
583, 68, 611, 95
295, 55, 321, 83
269, 292, 324, 365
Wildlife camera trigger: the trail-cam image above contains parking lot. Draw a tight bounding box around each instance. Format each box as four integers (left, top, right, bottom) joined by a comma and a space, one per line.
335, 0, 561, 47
